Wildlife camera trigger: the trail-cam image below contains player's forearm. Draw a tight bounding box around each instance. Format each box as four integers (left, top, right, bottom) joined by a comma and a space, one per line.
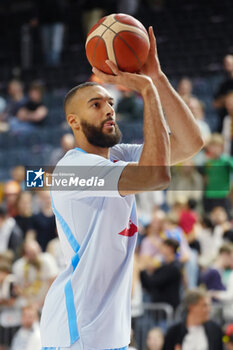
139, 83, 170, 167
153, 73, 204, 160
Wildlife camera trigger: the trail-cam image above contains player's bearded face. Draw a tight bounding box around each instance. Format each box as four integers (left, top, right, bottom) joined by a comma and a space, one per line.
80, 119, 122, 148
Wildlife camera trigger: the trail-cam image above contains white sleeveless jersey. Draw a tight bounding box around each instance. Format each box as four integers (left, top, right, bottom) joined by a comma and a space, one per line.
40, 144, 142, 349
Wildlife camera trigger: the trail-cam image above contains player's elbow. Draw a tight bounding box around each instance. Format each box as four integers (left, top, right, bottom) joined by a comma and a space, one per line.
184, 134, 205, 160
148, 166, 171, 191
192, 134, 205, 155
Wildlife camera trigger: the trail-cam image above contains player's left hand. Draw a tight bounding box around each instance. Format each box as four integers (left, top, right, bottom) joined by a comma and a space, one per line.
139, 26, 163, 80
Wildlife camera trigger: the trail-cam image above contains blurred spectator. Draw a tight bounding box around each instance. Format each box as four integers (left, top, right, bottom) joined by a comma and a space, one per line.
10, 304, 41, 350
32, 191, 57, 251
163, 288, 223, 350
146, 327, 164, 350
32, 0, 67, 66
197, 216, 221, 266
177, 77, 193, 102
0, 261, 21, 350
139, 210, 165, 264
11, 83, 48, 133
0, 96, 7, 133
49, 133, 76, 166
15, 192, 34, 239
222, 91, 233, 155
209, 244, 233, 322
81, 0, 107, 36
3, 181, 21, 217
187, 97, 211, 143
140, 239, 182, 309
116, 87, 143, 121
12, 240, 58, 308
200, 244, 233, 291
224, 324, 233, 350
46, 236, 66, 272
10, 166, 25, 191
214, 54, 233, 132
203, 134, 233, 218
167, 202, 198, 288
0, 80, 26, 124
178, 199, 200, 254
211, 206, 233, 244
163, 214, 190, 263
167, 160, 204, 207
0, 204, 23, 258
136, 191, 165, 221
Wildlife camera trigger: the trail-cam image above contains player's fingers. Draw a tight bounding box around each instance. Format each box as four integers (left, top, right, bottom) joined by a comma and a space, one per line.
92, 67, 118, 84
105, 60, 121, 75
148, 26, 156, 53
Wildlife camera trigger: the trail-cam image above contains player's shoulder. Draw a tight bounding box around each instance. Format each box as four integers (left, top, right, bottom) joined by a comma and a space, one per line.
56, 148, 112, 166
110, 143, 142, 161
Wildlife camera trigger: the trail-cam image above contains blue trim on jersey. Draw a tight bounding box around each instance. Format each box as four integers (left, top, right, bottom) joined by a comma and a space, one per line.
75, 147, 87, 153
72, 253, 80, 270
50, 193, 80, 253
50, 193, 80, 345
65, 280, 79, 344
41, 348, 57, 350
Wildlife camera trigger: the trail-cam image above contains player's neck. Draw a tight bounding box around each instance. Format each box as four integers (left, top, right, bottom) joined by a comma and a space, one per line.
76, 141, 110, 159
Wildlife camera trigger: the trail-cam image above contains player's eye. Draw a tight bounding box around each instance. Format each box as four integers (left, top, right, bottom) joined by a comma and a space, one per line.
109, 101, 114, 107
92, 102, 100, 108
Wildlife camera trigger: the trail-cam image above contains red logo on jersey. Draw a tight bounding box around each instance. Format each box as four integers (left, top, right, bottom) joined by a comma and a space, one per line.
118, 220, 137, 237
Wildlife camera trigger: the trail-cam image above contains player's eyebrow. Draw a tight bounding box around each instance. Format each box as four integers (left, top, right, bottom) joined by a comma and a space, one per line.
87, 97, 114, 104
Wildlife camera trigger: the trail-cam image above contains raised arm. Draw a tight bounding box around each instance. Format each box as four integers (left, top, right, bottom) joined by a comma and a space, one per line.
93, 61, 171, 196
141, 27, 204, 165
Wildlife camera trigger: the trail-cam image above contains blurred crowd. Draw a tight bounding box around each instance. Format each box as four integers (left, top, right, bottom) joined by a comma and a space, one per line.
0, 53, 232, 350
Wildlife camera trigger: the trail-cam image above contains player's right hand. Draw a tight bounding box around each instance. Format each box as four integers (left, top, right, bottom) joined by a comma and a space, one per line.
92, 60, 154, 95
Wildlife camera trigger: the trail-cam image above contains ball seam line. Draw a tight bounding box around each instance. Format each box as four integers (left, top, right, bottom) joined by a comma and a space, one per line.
92, 24, 118, 68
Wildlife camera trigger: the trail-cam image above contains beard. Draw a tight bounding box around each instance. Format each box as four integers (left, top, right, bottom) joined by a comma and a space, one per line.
80, 118, 122, 148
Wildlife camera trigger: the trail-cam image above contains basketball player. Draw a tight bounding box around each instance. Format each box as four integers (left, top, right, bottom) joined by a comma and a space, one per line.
40, 27, 203, 350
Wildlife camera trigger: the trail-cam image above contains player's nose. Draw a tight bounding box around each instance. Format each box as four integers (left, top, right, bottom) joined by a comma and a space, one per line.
105, 102, 115, 117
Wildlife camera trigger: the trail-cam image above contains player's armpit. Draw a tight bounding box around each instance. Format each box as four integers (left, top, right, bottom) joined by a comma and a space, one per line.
118, 162, 170, 196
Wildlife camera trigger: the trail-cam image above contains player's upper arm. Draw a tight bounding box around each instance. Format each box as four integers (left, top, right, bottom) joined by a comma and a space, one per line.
118, 162, 170, 196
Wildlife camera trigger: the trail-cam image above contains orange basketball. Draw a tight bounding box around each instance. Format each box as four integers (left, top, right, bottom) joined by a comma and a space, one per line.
85, 13, 150, 74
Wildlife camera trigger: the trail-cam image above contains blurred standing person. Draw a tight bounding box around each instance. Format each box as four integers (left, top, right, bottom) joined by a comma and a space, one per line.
12, 240, 58, 308
15, 192, 34, 239
49, 133, 76, 166
222, 91, 233, 155
10, 304, 41, 350
13, 83, 48, 133
0, 80, 26, 123
32, 191, 57, 251
214, 54, 233, 132
203, 134, 233, 218
3, 181, 21, 217
177, 77, 193, 102
163, 288, 223, 350
32, 0, 67, 66
140, 239, 182, 310
0, 204, 23, 258
187, 97, 211, 143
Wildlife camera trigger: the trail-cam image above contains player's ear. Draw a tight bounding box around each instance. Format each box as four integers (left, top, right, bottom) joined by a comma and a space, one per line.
67, 114, 80, 130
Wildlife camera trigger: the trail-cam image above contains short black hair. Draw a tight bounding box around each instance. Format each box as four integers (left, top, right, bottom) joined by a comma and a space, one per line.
64, 82, 100, 115
163, 238, 179, 254
188, 198, 197, 210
